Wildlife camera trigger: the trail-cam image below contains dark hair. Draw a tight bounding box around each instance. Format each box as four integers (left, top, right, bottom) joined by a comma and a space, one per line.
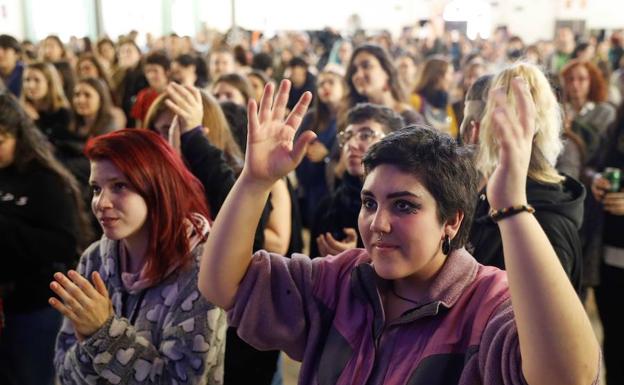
362, 126, 479, 251
145, 51, 171, 71
251, 52, 273, 72
415, 57, 450, 94
0, 91, 92, 247
220, 101, 248, 152
346, 103, 405, 133
460, 74, 493, 143
233, 45, 249, 67
76, 53, 110, 81
52, 60, 77, 100
96, 37, 117, 64
174, 54, 209, 87
465, 74, 493, 103
310, 71, 345, 134
571, 42, 590, 59
288, 56, 308, 69
247, 69, 271, 86
72, 77, 116, 137
345, 44, 406, 107
0, 34, 21, 53
43, 35, 67, 59
214, 73, 253, 104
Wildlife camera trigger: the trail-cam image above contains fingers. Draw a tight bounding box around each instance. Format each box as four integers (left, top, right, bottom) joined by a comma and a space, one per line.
164, 99, 187, 117
50, 274, 86, 312
67, 270, 100, 298
316, 235, 334, 257
92, 271, 109, 298
247, 98, 259, 136
285, 91, 312, 130
324, 233, 346, 250
510, 76, 535, 135
343, 228, 358, 242
49, 296, 76, 318
291, 131, 317, 167
167, 82, 194, 111
271, 80, 291, 121
258, 82, 275, 123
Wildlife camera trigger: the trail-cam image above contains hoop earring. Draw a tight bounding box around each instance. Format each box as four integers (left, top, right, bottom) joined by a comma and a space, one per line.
442, 235, 451, 255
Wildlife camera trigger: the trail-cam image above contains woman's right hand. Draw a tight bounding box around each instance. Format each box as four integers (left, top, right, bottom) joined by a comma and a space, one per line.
590, 173, 610, 202
243, 80, 316, 186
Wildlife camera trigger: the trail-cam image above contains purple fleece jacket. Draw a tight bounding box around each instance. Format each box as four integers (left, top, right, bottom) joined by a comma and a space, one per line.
229, 248, 599, 385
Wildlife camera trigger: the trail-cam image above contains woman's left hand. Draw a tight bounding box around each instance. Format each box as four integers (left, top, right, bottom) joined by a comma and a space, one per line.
486, 77, 534, 210
49, 270, 113, 341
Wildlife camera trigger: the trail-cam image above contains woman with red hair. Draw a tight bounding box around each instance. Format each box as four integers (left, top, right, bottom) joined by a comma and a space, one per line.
560, 59, 616, 165
50, 128, 226, 384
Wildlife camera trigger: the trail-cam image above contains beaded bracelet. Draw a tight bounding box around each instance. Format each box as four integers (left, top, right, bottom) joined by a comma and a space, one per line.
489, 204, 535, 222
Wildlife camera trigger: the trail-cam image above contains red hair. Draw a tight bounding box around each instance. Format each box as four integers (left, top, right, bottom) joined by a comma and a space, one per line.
85, 129, 210, 283
560, 59, 608, 103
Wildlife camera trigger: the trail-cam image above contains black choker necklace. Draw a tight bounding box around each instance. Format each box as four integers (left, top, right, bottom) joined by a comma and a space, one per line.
390, 284, 420, 306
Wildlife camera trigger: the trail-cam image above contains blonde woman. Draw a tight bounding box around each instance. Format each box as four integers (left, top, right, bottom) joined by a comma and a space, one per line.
20, 61, 72, 144
469, 62, 585, 292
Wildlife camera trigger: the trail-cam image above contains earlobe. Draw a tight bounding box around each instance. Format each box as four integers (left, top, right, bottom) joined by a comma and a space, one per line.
444, 210, 464, 240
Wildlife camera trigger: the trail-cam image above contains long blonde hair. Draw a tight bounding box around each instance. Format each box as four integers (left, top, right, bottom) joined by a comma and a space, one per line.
22, 61, 70, 112
477, 63, 564, 184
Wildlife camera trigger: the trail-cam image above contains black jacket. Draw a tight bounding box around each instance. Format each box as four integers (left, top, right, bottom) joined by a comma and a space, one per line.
0, 163, 80, 313
310, 173, 364, 258
468, 176, 585, 292
180, 127, 268, 252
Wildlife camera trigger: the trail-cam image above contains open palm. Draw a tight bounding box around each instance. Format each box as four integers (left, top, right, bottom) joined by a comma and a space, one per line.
486, 77, 535, 210
244, 80, 316, 184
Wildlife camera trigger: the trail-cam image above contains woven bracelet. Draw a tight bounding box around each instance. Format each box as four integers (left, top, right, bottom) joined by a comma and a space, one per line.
489, 204, 535, 222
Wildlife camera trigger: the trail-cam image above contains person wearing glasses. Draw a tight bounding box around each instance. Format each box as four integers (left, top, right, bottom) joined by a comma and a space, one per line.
309, 103, 404, 258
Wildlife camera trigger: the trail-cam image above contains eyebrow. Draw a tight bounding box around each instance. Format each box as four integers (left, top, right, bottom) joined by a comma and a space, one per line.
361, 190, 422, 199
345, 126, 373, 133
88, 177, 125, 185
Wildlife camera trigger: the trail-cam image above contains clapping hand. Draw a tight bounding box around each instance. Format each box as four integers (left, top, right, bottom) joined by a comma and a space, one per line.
242, 80, 316, 187
486, 77, 534, 210
49, 270, 113, 341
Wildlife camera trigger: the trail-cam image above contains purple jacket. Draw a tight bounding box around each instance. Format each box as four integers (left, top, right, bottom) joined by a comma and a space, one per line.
230, 248, 528, 385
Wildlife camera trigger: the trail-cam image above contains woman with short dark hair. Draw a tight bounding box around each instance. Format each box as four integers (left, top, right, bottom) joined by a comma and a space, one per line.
199, 79, 600, 385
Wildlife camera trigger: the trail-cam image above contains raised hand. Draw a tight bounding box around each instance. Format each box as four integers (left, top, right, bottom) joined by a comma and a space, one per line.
165, 82, 203, 133
243, 80, 316, 186
486, 77, 534, 210
49, 270, 113, 341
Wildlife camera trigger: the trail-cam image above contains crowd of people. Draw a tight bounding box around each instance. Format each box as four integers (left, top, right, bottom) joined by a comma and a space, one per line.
0, 20, 623, 385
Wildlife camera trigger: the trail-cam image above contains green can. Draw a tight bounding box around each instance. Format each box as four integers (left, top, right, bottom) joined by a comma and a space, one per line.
604, 167, 621, 192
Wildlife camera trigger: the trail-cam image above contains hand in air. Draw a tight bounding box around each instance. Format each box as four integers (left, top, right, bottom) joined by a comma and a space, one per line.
486, 77, 534, 210
316, 228, 358, 257
243, 80, 316, 186
165, 82, 203, 134
49, 270, 113, 341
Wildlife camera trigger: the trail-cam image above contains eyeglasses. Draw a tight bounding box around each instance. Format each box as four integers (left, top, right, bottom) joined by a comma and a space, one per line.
338, 128, 385, 147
